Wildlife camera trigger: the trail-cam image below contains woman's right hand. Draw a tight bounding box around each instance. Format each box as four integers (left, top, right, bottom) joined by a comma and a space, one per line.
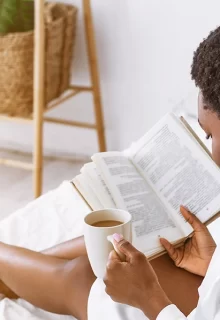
160, 206, 216, 277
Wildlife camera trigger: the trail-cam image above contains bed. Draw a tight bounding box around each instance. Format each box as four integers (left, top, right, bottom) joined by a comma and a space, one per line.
0, 181, 220, 320
0, 181, 90, 320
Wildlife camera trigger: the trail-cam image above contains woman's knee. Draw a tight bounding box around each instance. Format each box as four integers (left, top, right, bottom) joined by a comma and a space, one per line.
0, 280, 18, 299
63, 256, 95, 284
61, 256, 96, 319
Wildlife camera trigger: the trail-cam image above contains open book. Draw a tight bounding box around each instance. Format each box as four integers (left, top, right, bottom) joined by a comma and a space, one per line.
73, 113, 220, 259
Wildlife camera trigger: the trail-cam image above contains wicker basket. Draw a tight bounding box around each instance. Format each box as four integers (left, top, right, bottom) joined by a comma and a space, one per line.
0, 3, 77, 117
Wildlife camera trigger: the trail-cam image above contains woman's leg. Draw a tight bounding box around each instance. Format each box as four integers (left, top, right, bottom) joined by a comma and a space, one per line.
0, 241, 96, 319
0, 280, 18, 299
0, 236, 88, 299
151, 254, 202, 315
42, 236, 86, 260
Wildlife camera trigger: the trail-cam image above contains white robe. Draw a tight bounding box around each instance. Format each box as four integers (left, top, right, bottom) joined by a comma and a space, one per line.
88, 243, 220, 320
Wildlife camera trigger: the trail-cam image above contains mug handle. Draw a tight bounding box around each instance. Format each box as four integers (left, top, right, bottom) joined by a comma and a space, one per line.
107, 235, 126, 262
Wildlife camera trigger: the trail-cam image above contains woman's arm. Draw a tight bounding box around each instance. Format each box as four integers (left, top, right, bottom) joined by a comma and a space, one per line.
104, 235, 187, 320
104, 208, 213, 319
42, 234, 201, 315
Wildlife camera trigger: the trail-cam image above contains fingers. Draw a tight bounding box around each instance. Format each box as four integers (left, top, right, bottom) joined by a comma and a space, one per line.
113, 234, 143, 261
108, 250, 120, 262
180, 206, 205, 231
160, 238, 179, 265
106, 250, 120, 269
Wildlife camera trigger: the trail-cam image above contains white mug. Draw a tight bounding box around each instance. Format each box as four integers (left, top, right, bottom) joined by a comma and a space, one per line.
84, 208, 132, 279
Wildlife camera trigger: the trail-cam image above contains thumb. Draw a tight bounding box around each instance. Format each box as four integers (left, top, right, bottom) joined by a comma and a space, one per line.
180, 206, 205, 232
160, 238, 180, 265
113, 234, 139, 261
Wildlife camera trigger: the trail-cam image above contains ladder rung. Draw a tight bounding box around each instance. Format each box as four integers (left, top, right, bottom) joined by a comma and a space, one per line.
0, 158, 33, 170
44, 117, 96, 129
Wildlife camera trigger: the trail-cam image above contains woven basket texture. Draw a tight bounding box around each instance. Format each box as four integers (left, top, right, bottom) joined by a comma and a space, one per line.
0, 2, 77, 116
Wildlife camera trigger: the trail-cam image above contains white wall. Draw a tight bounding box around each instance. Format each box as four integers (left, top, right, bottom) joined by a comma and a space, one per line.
1, 0, 220, 157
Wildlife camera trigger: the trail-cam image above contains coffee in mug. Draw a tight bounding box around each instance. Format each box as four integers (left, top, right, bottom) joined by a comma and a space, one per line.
91, 220, 123, 227
84, 209, 132, 278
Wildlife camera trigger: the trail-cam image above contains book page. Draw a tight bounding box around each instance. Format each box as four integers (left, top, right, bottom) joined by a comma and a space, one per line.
72, 174, 104, 211
81, 163, 116, 208
130, 113, 220, 236
92, 152, 183, 253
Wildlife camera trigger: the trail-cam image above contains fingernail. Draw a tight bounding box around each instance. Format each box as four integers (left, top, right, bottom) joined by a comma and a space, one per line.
113, 233, 123, 242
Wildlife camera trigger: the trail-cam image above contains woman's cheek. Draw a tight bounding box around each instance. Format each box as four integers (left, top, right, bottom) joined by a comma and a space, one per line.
211, 137, 220, 167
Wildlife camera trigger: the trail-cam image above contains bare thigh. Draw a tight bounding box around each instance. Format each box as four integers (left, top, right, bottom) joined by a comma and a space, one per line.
151, 254, 203, 315
64, 256, 96, 320
0, 255, 96, 320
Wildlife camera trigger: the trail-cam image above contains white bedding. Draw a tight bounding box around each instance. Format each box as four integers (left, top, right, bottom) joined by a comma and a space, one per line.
0, 181, 91, 320
1, 181, 220, 320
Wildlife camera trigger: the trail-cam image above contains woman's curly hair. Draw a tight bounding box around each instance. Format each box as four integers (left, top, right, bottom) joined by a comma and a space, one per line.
191, 26, 220, 116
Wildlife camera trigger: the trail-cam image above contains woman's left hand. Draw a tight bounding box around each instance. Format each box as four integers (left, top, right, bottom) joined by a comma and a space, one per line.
160, 206, 216, 277
104, 234, 171, 320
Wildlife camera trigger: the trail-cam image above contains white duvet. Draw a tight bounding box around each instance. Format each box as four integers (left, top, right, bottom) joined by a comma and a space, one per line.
0, 181, 90, 320
1, 181, 220, 320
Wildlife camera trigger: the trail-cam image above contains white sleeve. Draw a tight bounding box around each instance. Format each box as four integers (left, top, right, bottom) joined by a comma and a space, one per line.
157, 305, 187, 320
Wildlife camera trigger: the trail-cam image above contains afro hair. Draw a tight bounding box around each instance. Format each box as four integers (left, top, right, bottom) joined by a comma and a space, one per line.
191, 26, 220, 116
